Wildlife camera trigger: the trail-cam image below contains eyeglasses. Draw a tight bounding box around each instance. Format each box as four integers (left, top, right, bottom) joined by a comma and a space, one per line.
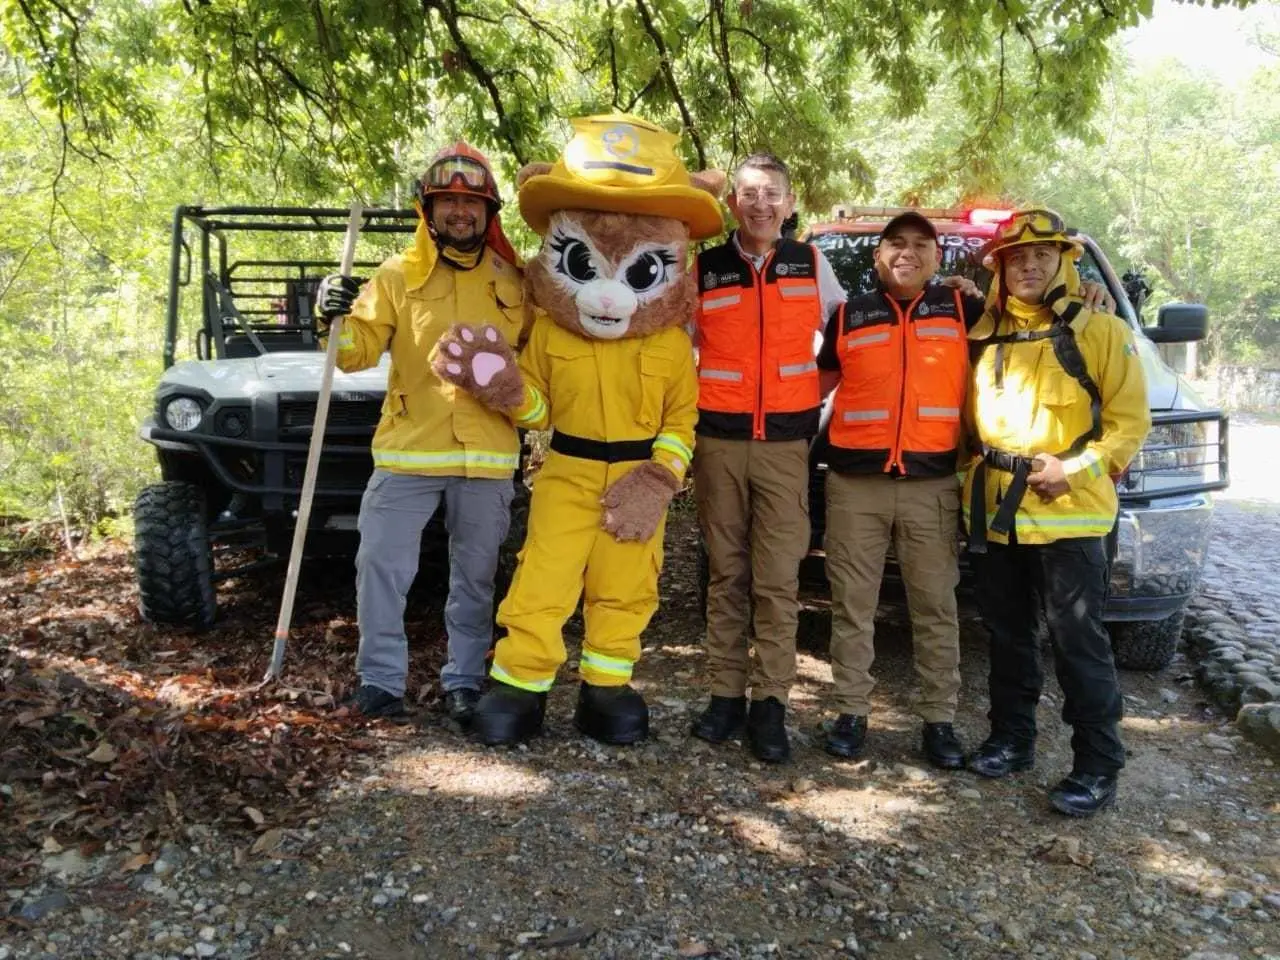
424, 156, 492, 192
734, 188, 788, 205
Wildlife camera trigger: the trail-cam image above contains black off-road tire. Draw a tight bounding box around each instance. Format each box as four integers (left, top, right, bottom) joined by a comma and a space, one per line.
1109, 607, 1187, 672
134, 481, 217, 628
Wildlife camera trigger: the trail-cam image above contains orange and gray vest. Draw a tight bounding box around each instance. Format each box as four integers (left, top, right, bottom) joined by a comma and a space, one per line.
828, 285, 968, 477
695, 238, 825, 441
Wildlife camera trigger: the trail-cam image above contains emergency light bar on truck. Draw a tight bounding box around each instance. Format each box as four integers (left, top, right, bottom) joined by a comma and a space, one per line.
827, 204, 1014, 225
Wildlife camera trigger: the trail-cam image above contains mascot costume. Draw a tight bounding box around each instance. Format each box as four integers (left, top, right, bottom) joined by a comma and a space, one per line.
433, 114, 724, 746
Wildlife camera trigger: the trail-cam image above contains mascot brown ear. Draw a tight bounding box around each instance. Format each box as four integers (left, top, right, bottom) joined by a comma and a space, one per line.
517, 162, 554, 188
690, 170, 727, 199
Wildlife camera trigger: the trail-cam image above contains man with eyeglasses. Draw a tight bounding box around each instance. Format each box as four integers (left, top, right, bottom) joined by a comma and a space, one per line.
964, 209, 1149, 817
689, 153, 846, 763
314, 142, 526, 726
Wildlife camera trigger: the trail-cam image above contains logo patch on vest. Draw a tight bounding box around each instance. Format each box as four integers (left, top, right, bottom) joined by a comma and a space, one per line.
776, 263, 789, 276
844, 306, 889, 332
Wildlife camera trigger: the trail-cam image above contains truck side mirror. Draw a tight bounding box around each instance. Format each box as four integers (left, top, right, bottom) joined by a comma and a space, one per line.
1144, 302, 1208, 343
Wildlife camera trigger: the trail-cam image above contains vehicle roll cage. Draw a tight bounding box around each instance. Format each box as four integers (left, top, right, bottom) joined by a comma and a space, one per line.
164, 205, 419, 370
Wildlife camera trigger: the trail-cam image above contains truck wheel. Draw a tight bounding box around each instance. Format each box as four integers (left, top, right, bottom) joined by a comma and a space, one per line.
134, 481, 217, 627
1108, 608, 1186, 672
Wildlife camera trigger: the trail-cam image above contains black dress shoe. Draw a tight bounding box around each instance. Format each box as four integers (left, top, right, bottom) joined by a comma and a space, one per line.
691, 695, 747, 743
575, 682, 649, 745
922, 722, 965, 770
1049, 773, 1118, 818
746, 697, 791, 764
444, 688, 481, 725
471, 683, 547, 745
824, 714, 868, 759
350, 684, 405, 719
966, 736, 1035, 778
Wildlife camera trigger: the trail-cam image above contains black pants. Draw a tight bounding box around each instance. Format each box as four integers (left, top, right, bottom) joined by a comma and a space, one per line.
972, 536, 1124, 776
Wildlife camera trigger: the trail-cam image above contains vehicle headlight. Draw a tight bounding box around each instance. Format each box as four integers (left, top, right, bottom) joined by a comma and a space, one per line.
1119, 417, 1221, 495
164, 397, 204, 432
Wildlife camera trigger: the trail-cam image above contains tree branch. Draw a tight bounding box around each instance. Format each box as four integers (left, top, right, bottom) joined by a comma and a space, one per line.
425, 0, 527, 165
634, 0, 705, 168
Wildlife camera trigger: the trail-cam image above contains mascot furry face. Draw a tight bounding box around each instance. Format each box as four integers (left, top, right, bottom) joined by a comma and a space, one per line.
431, 114, 724, 748
530, 210, 693, 340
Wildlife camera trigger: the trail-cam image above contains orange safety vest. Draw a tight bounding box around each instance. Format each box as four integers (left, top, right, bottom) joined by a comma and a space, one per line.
695, 238, 825, 441
828, 285, 968, 477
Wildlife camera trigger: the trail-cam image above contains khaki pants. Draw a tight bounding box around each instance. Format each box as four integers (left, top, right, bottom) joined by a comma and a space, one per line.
694, 436, 810, 703
825, 472, 961, 723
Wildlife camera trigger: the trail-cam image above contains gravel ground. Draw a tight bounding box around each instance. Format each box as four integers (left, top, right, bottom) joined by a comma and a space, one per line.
4, 500, 1279, 960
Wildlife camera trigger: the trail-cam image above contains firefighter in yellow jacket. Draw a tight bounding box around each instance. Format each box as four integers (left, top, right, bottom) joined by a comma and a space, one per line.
963, 209, 1151, 817
315, 143, 525, 725
433, 114, 723, 745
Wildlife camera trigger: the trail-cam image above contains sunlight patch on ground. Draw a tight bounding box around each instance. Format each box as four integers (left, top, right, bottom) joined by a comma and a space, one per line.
783, 783, 941, 844
725, 811, 807, 863
385, 746, 554, 800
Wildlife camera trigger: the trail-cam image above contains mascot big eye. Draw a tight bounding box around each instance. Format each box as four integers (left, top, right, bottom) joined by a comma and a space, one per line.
433, 114, 724, 746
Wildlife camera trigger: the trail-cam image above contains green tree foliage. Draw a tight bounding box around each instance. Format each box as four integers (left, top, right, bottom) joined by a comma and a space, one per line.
1018, 55, 1280, 363
1, 0, 1256, 207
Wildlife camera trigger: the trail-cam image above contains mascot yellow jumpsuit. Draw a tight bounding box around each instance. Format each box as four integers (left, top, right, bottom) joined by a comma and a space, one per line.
433, 114, 724, 745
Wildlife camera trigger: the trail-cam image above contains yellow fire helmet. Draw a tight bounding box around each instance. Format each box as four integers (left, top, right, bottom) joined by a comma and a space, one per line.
981, 207, 1083, 269
518, 113, 724, 240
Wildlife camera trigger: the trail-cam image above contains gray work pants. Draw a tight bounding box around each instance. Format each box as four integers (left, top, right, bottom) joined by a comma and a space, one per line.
355, 469, 514, 697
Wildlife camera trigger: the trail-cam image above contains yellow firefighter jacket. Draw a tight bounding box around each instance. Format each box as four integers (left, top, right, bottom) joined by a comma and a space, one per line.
510, 314, 698, 484
963, 297, 1151, 544
329, 223, 525, 479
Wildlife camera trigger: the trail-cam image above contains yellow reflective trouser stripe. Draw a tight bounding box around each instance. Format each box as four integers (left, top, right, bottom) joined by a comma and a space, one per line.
654, 433, 693, 465
580, 651, 634, 679
373, 449, 519, 469
491, 663, 554, 692
963, 507, 1116, 536
516, 385, 547, 425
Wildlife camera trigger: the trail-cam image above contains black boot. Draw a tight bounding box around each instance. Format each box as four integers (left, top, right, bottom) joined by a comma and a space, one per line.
350, 684, 405, 719
575, 683, 649, 745
444, 688, 481, 726
691, 695, 747, 743
471, 683, 546, 745
1049, 773, 1118, 817
746, 697, 790, 764
922, 722, 965, 770
824, 714, 868, 759
966, 735, 1035, 778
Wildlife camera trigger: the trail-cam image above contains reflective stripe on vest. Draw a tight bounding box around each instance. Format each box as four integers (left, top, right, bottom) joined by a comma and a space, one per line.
699, 368, 744, 381
829, 286, 968, 475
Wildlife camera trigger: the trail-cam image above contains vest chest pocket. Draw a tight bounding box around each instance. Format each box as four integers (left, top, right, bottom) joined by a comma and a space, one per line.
911, 320, 967, 415
840, 326, 894, 388
639, 351, 672, 430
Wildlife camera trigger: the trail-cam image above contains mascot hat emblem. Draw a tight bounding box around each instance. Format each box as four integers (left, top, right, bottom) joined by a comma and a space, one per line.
519, 113, 724, 240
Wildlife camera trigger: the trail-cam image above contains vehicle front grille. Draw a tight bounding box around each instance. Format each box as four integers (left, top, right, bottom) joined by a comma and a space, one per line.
279, 400, 382, 435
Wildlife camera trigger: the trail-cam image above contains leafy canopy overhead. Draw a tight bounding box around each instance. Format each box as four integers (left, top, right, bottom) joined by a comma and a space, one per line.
1, 0, 1257, 208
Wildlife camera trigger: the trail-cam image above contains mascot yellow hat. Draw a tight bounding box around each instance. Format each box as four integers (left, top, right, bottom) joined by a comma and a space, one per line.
518, 113, 724, 240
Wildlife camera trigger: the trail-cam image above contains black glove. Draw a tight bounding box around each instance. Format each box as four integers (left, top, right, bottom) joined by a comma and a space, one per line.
316, 274, 360, 321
